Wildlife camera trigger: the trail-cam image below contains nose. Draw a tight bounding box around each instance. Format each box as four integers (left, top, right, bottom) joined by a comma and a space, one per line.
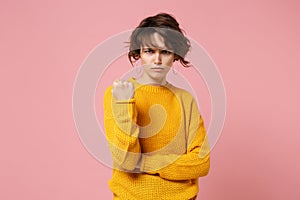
154, 52, 162, 65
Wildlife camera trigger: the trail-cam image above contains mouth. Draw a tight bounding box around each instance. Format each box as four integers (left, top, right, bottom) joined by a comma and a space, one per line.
151, 67, 165, 71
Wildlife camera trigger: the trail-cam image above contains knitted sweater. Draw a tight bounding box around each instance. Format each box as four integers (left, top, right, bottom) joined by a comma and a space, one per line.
103, 78, 210, 200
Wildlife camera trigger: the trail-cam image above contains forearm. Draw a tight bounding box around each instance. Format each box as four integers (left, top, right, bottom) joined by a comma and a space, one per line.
104, 87, 141, 171
140, 113, 210, 180
140, 150, 210, 180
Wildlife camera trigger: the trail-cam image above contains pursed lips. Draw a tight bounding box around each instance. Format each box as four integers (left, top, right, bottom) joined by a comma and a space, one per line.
151, 67, 165, 71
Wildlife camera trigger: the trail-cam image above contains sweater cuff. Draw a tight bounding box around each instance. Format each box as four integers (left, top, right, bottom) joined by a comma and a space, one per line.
112, 98, 135, 119
112, 98, 137, 135
140, 154, 178, 173
140, 155, 158, 173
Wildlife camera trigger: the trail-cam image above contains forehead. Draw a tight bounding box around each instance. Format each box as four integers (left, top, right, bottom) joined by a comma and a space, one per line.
140, 32, 169, 49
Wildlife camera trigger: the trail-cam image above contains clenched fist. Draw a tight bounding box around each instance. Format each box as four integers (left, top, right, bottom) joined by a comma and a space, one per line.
112, 80, 135, 100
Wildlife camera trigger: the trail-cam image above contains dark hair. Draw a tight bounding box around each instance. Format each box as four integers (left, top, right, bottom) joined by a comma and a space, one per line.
128, 13, 191, 67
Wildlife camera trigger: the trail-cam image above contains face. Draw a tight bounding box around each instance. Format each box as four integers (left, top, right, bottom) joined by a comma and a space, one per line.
139, 32, 175, 84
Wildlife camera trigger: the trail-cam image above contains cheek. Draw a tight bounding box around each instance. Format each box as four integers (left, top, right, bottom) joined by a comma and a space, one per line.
165, 57, 174, 66
140, 55, 150, 64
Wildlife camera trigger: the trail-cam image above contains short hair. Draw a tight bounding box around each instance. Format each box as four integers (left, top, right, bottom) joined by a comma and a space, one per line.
128, 13, 191, 67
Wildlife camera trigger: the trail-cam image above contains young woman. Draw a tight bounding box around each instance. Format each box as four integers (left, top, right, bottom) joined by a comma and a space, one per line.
103, 13, 210, 200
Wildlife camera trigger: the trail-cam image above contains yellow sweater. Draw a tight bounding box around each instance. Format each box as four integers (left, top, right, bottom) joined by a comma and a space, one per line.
103, 78, 210, 200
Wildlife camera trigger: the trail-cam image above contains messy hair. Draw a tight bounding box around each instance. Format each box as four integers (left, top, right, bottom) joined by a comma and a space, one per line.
128, 13, 191, 67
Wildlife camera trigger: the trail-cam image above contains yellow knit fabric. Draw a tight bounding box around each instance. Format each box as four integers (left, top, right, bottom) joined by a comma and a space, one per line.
103, 78, 210, 200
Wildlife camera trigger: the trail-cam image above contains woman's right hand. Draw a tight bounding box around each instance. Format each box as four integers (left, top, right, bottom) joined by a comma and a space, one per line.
112, 80, 135, 100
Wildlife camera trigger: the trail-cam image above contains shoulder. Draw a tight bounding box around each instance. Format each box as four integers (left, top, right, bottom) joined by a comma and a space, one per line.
168, 84, 195, 101
167, 84, 200, 112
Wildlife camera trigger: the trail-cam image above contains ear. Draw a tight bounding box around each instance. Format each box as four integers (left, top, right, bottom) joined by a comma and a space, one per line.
133, 54, 140, 60
173, 55, 179, 62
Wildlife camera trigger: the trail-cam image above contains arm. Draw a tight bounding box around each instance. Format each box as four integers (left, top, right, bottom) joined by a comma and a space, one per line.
140, 99, 210, 181
103, 86, 141, 171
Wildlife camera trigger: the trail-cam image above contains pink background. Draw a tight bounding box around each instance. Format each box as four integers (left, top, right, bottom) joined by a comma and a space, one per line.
1, 0, 300, 199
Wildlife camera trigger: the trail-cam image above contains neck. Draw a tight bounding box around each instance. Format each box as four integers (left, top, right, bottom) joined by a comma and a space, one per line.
136, 76, 167, 86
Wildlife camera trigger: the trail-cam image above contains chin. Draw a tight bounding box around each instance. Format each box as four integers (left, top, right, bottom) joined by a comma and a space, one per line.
150, 74, 166, 79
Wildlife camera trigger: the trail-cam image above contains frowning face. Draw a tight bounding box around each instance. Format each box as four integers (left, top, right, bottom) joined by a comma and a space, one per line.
139, 32, 174, 84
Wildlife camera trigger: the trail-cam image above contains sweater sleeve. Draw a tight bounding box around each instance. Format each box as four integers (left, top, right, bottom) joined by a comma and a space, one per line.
103, 86, 141, 171
140, 99, 210, 181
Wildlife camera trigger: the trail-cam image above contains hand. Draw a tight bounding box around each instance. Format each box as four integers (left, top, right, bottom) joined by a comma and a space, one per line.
112, 80, 135, 100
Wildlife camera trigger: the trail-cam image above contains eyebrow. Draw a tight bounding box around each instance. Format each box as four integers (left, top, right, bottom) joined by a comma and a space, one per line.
141, 47, 172, 51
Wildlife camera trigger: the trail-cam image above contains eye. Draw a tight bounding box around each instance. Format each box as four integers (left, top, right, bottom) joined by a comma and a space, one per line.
143, 48, 154, 54
160, 50, 172, 55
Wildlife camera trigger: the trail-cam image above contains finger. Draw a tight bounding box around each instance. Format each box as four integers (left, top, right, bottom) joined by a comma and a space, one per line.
114, 81, 123, 88
123, 81, 129, 88
128, 82, 134, 90
113, 79, 121, 87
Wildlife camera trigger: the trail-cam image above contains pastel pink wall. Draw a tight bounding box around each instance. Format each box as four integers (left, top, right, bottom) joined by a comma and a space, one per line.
1, 0, 299, 199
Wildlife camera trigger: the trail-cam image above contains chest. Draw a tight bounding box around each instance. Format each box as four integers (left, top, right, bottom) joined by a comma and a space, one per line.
134, 90, 187, 153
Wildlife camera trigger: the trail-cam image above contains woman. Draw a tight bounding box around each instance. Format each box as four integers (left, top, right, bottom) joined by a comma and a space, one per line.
103, 13, 210, 200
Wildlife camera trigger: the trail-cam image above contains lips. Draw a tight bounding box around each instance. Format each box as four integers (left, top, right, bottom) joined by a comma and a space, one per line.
151, 67, 164, 71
